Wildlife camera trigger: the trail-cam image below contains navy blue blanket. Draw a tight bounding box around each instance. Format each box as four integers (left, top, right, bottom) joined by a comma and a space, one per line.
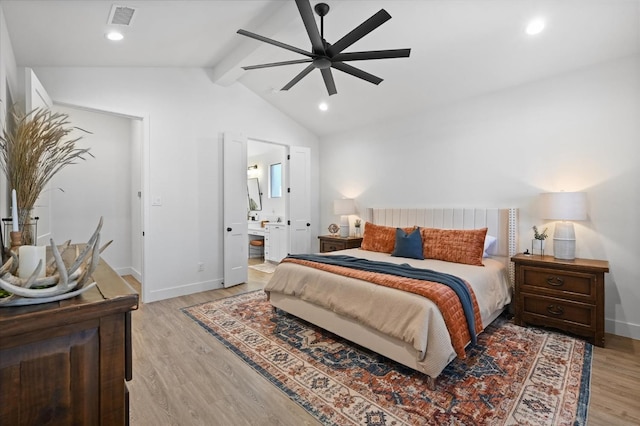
285, 254, 479, 345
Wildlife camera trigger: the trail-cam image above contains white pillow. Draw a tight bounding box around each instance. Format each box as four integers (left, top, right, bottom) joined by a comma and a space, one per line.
483, 235, 497, 258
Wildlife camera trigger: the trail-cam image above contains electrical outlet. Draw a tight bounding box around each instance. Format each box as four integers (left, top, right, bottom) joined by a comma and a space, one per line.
197, 262, 205, 272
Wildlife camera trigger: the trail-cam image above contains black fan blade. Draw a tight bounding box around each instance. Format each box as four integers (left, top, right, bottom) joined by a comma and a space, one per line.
242, 59, 312, 70
321, 68, 337, 96
295, 0, 325, 54
282, 64, 315, 91
332, 62, 383, 85
237, 29, 316, 58
332, 49, 411, 62
326, 9, 391, 56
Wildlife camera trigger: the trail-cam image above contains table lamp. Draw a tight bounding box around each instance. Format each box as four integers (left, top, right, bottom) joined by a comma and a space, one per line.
333, 199, 356, 238
540, 192, 587, 260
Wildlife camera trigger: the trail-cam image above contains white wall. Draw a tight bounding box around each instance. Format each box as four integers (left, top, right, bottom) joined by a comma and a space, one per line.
33, 67, 320, 302
0, 5, 16, 124
50, 104, 134, 275
0, 6, 17, 226
319, 55, 640, 340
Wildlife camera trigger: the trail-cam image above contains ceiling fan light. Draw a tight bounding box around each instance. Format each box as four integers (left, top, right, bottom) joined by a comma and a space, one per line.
318, 102, 328, 111
526, 18, 545, 35
313, 57, 332, 70
106, 31, 124, 41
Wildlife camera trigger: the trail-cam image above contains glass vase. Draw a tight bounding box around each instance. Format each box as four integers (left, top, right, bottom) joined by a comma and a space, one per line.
18, 208, 37, 246
531, 239, 545, 256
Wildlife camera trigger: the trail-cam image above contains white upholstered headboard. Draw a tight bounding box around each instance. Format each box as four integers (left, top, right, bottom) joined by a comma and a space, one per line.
366, 207, 518, 283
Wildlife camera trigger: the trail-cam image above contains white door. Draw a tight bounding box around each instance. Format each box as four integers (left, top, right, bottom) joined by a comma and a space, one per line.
223, 132, 248, 287
24, 68, 53, 246
288, 146, 311, 254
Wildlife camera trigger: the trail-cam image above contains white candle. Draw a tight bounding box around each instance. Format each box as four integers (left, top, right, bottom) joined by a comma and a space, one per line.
11, 189, 19, 232
18, 245, 47, 278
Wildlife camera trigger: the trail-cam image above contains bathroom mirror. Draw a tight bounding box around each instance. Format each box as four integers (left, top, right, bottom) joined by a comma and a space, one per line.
247, 178, 262, 211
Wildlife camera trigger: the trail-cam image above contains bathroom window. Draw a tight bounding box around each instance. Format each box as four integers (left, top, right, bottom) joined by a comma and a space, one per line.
270, 163, 282, 198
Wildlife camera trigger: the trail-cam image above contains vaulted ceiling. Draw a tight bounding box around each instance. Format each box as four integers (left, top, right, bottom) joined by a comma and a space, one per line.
2, 1, 638, 136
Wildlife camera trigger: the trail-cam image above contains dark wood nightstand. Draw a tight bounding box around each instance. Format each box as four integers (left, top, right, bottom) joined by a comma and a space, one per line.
318, 235, 363, 253
511, 253, 609, 347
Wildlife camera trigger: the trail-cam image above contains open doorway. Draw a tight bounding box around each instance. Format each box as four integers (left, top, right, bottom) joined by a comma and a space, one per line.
247, 139, 286, 271
50, 104, 144, 288
224, 136, 310, 285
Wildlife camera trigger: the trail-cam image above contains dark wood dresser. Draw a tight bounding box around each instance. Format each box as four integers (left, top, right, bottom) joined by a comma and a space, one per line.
512, 253, 608, 347
0, 254, 139, 425
318, 235, 363, 253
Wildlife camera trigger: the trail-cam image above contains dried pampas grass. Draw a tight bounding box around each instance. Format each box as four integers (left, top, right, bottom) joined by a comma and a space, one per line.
0, 107, 92, 226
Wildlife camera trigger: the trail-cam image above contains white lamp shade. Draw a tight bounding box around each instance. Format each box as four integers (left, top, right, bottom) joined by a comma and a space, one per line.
540, 192, 587, 221
333, 199, 356, 215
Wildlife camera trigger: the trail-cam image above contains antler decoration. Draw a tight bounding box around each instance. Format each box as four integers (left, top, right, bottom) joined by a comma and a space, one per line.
0, 218, 112, 307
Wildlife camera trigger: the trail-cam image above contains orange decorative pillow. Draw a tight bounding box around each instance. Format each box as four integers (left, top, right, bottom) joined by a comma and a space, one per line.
361, 222, 415, 254
421, 227, 488, 266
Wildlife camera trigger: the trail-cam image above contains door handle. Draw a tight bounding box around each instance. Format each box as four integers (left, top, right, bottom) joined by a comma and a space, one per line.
307, 223, 311, 226
227, 227, 232, 232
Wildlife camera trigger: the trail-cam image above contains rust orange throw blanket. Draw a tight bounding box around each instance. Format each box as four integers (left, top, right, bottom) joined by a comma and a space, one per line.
281, 257, 483, 359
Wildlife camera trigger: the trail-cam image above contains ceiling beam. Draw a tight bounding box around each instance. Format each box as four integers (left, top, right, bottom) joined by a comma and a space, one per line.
207, 2, 298, 87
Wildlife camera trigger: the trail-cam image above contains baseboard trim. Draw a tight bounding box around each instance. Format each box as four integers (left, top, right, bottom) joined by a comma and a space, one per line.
114, 266, 135, 276
145, 278, 224, 303
606, 317, 640, 341
129, 268, 142, 283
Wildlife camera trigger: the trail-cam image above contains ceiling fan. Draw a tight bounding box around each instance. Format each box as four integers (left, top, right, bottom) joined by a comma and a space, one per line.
237, 0, 411, 96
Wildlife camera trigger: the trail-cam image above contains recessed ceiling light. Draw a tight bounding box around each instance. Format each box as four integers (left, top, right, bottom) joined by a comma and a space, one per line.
106, 31, 124, 41
526, 18, 545, 35
318, 102, 328, 111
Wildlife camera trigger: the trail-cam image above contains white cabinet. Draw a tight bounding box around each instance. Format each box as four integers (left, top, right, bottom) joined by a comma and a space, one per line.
265, 223, 287, 262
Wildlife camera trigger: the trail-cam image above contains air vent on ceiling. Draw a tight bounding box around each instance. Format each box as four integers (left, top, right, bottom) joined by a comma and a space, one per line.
108, 4, 136, 26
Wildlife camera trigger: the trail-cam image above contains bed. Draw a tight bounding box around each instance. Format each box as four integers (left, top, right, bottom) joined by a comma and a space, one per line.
264, 207, 518, 389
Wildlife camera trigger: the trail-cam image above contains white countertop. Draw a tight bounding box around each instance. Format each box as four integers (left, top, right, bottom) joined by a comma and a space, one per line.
248, 222, 265, 236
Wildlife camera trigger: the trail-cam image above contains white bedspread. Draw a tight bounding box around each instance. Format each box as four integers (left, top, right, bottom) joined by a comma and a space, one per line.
264, 248, 511, 361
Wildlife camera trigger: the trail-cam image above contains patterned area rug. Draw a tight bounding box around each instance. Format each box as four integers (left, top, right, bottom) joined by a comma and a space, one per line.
182, 291, 592, 425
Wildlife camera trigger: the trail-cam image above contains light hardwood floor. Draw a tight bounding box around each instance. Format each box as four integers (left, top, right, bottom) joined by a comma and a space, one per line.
126, 260, 640, 425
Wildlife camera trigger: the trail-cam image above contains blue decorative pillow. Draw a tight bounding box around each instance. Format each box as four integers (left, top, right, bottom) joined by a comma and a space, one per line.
391, 227, 424, 260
